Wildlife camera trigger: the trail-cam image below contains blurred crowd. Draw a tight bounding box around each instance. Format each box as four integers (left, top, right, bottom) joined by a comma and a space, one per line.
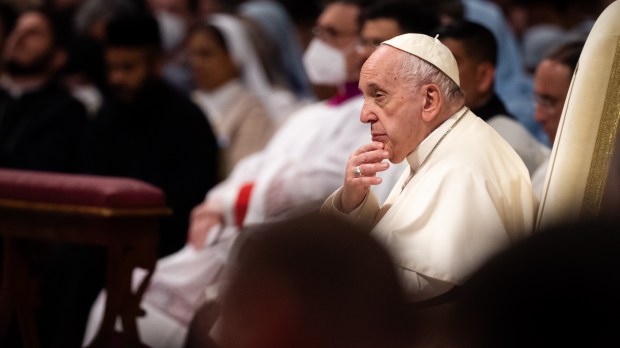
0, 0, 617, 347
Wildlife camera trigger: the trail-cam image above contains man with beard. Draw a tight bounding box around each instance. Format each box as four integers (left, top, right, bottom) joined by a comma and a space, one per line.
0, 7, 86, 172
81, 11, 219, 258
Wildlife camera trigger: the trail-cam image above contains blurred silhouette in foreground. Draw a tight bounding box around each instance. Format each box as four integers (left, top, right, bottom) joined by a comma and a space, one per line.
449, 218, 620, 348
185, 212, 412, 348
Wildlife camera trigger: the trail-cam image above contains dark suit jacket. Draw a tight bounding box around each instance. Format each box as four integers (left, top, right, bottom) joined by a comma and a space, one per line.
0, 81, 87, 172
81, 78, 219, 257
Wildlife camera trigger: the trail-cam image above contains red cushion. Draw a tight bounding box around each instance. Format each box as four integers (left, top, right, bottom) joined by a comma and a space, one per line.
0, 168, 165, 208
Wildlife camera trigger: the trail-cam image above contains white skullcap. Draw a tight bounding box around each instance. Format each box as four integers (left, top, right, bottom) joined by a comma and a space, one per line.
383, 33, 460, 87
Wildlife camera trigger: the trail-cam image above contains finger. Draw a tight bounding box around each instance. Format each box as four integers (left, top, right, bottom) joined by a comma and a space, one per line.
188, 217, 206, 245
188, 228, 207, 249
355, 149, 390, 166
190, 202, 210, 219
345, 173, 383, 187
352, 141, 385, 156
354, 161, 390, 178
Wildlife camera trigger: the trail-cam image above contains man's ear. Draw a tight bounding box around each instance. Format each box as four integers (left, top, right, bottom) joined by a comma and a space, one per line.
421, 83, 442, 122
475, 62, 495, 94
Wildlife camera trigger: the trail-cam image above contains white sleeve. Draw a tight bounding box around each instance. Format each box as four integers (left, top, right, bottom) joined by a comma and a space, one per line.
244, 126, 365, 224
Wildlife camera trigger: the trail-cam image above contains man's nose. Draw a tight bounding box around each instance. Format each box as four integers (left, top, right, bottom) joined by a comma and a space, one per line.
534, 105, 546, 124
360, 104, 377, 124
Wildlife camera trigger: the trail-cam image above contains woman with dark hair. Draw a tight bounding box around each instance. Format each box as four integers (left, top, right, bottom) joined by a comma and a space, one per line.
188, 15, 276, 178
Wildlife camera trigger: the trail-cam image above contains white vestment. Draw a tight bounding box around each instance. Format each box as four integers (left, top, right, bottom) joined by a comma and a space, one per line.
322, 107, 539, 300
83, 93, 402, 348
531, 156, 551, 200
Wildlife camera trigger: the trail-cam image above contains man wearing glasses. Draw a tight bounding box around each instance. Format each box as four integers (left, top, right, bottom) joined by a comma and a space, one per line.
531, 40, 585, 197
303, 0, 362, 91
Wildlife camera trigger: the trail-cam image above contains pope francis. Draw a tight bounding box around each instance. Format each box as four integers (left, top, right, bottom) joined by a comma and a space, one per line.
322, 33, 539, 301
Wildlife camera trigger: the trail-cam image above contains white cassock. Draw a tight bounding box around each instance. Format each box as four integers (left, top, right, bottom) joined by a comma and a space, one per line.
83, 93, 404, 348
322, 107, 539, 301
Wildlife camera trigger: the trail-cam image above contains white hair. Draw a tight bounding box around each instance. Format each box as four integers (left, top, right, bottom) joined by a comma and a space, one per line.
397, 52, 465, 106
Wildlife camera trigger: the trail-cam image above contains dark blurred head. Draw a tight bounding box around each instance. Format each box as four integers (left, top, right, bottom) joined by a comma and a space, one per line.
104, 11, 162, 102
357, 0, 439, 61
437, 20, 498, 109
451, 219, 620, 348
2, 7, 69, 78
219, 212, 410, 348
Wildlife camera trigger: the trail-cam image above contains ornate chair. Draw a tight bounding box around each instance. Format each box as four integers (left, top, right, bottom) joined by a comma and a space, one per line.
536, 1, 620, 229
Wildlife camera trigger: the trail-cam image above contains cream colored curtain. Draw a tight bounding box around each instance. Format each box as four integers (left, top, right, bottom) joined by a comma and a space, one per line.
536, 1, 620, 231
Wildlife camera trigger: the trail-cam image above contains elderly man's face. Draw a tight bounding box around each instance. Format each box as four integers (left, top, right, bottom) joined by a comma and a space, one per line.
533, 58, 571, 143
359, 46, 428, 163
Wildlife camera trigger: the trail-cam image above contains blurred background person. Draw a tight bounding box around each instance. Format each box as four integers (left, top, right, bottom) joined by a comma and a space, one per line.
239, 0, 316, 120
530, 40, 584, 198
69, 0, 146, 116
356, 0, 439, 62
148, 0, 199, 95
74, 0, 145, 42
0, 6, 86, 173
442, 0, 544, 144
37, 11, 220, 347
82, 11, 219, 257
302, 0, 367, 100
514, 0, 600, 74
438, 20, 550, 175
268, 0, 321, 49
188, 14, 275, 178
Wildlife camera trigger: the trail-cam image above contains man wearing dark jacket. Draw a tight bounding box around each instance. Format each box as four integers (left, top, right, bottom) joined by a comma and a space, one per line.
0, 7, 86, 172
82, 12, 219, 257
37, 11, 219, 347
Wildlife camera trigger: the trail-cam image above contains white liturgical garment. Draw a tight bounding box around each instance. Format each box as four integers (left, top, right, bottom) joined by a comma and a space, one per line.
323, 107, 539, 299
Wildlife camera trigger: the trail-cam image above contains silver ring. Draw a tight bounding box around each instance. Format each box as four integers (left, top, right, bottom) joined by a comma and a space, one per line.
354, 165, 363, 177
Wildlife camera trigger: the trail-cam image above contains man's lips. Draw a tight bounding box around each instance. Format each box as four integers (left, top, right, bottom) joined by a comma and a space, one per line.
371, 133, 387, 142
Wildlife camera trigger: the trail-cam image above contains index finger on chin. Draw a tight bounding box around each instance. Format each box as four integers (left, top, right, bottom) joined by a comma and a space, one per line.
353, 141, 385, 156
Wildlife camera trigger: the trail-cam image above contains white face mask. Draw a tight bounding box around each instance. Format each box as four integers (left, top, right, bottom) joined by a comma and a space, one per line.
303, 38, 347, 86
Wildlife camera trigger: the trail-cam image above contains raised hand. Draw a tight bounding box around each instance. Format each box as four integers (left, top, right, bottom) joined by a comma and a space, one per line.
340, 141, 390, 213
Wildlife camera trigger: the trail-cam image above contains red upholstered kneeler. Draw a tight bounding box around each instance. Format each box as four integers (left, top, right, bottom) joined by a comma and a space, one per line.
0, 169, 170, 348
